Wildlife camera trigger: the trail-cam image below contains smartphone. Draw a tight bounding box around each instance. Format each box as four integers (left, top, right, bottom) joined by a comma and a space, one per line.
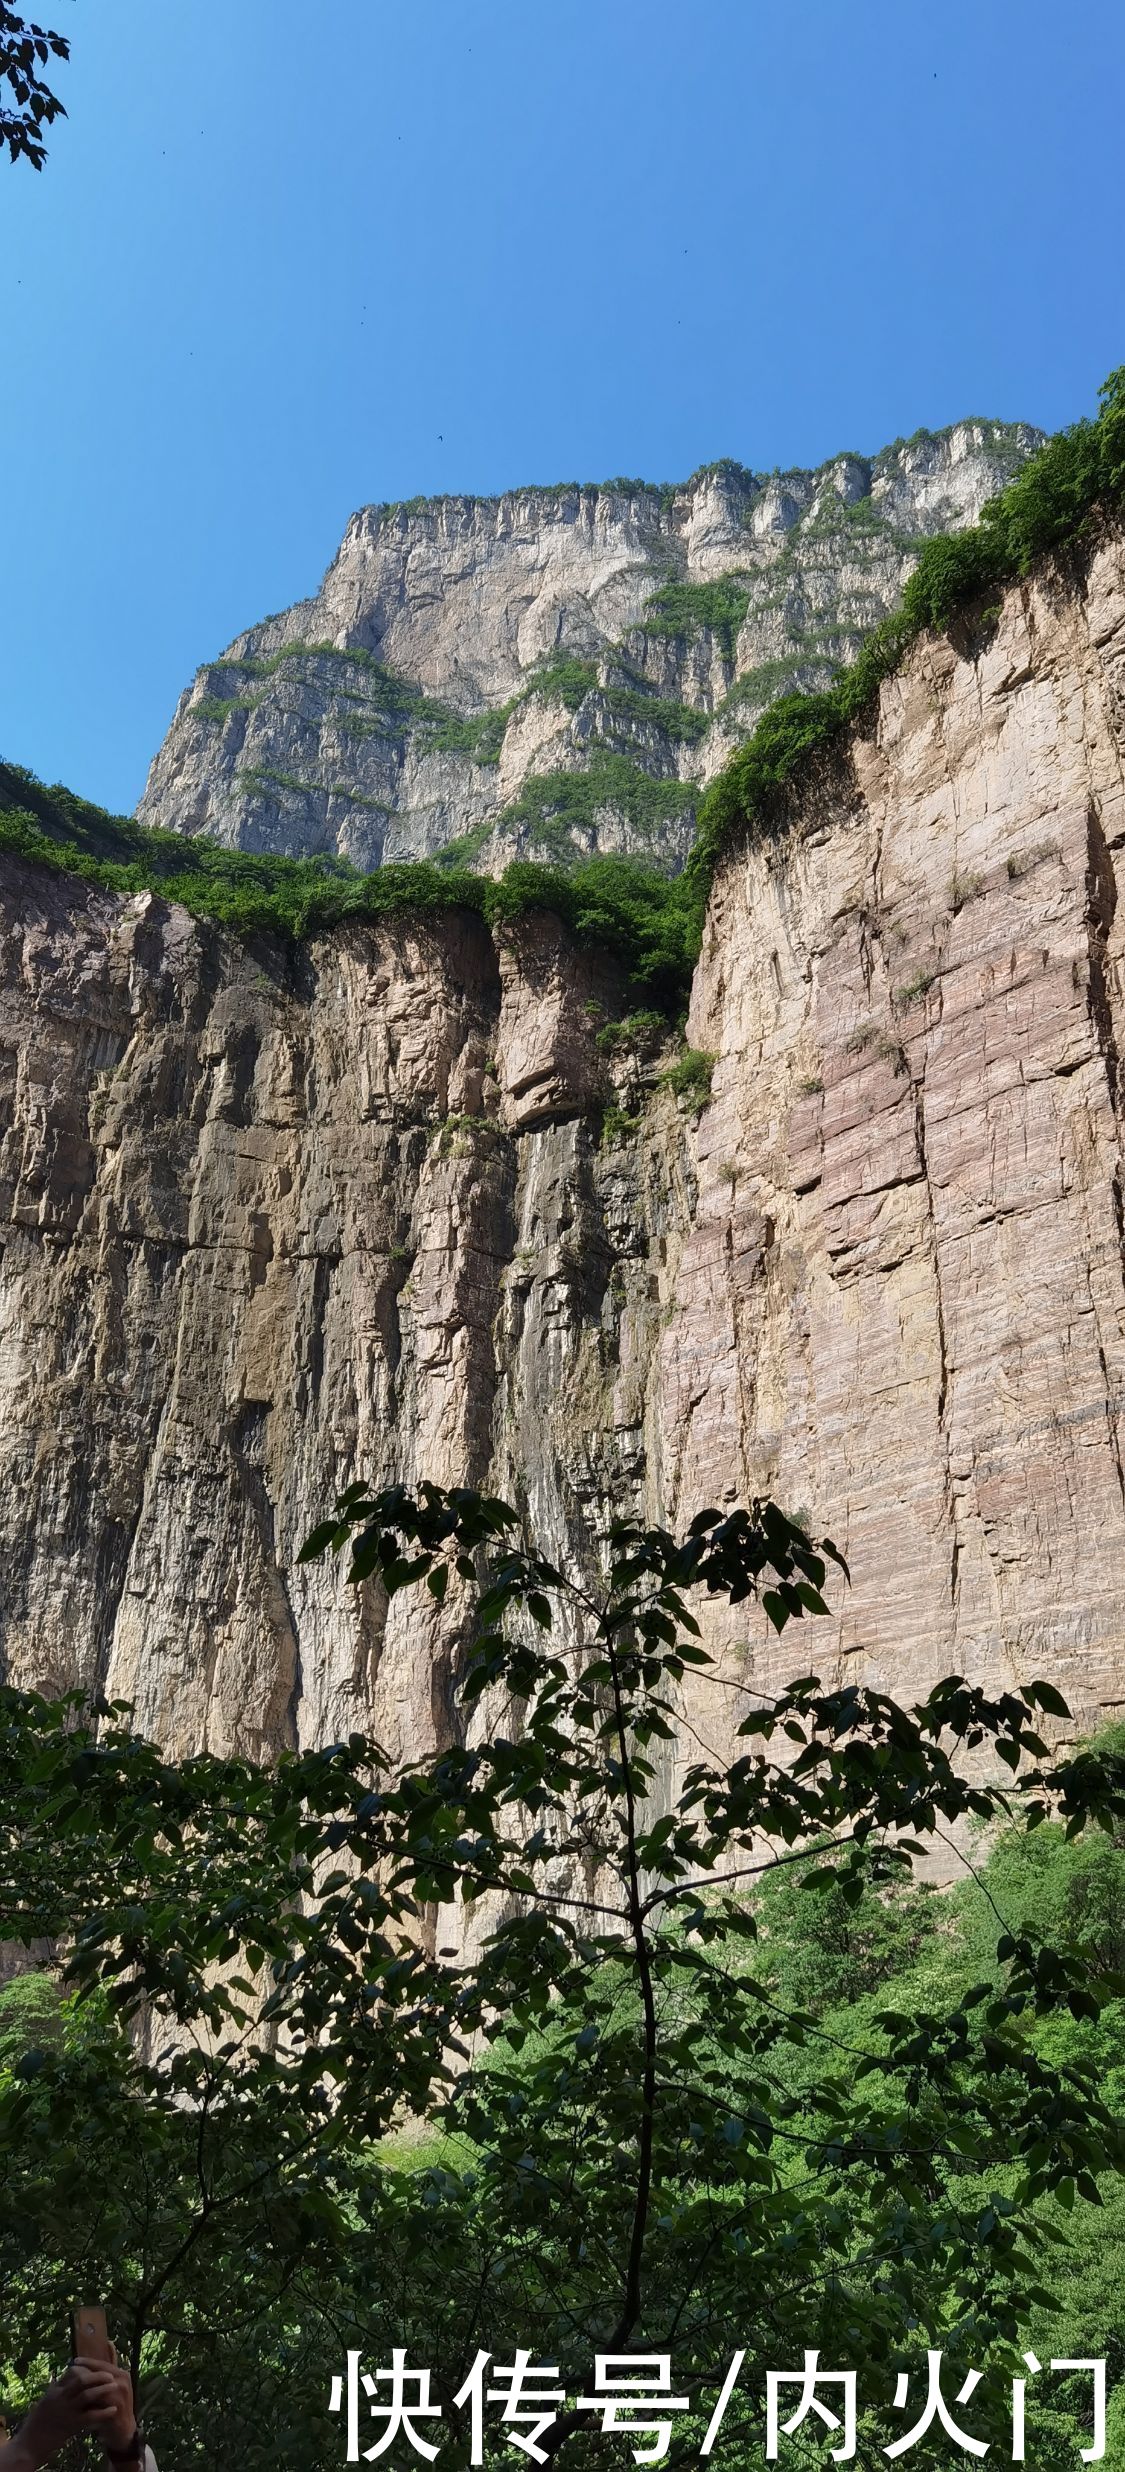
69, 2306, 112, 2364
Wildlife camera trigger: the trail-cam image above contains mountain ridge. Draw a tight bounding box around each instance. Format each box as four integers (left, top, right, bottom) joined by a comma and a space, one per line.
137, 416, 1041, 877
304, 414, 1036, 533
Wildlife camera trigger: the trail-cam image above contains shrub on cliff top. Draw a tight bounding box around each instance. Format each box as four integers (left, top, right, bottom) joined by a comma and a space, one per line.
688, 365, 1125, 886
0, 763, 701, 1013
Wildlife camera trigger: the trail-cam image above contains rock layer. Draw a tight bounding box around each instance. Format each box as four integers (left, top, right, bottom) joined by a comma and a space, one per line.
3, 525, 1125, 1767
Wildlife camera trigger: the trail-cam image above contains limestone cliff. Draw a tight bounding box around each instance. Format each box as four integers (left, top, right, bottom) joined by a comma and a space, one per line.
3, 521, 1125, 1771
138, 423, 1038, 876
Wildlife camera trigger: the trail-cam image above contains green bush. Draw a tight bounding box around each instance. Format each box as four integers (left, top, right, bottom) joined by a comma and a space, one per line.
642, 574, 751, 659
599, 1103, 641, 1147
487, 751, 696, 865
488, 854, 700, 1010
0, 764, 703, 1015
690, 366, 1125, 885
600, 682, 710, 743
192, 693, 255, 724
594, 1008, 668, 1053
529, 651, 599, 709
193, 639, 506, 762
661, 1045, 714, 1109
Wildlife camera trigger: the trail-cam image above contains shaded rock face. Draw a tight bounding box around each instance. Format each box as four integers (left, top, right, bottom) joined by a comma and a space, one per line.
138, 424, 1039, 875
4, 528, 1125, 1776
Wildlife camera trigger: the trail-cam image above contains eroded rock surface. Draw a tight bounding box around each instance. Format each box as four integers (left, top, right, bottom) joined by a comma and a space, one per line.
3, 526, 1125, 1773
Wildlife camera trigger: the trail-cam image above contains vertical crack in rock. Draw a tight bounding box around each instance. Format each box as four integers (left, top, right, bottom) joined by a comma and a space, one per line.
912, 1072, 958, 1614
1085, 798, 1120, 1107
1083, 799, 1125, 1516
232, 1401, 302, 1748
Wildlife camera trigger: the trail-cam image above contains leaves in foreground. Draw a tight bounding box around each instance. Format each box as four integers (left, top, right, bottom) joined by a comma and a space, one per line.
2, 1483, 1125, 2467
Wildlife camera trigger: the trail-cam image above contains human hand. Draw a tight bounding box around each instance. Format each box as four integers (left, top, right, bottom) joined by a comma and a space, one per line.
85, 2351, 137, 2454
11, 2356, 136, 2467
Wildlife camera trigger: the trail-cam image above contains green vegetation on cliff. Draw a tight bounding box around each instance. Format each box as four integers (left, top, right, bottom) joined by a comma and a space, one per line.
0, 760, 700, 1010
438, 751, 696, 874
2, 370, 1124, 1020
687, 365, 1125, 888
192, 641, 604, 768
641, 574, 751, 658
193, 639, 494, 755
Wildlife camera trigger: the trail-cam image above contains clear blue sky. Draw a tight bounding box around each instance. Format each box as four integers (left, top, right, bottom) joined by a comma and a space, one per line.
4, 0, 1125, 815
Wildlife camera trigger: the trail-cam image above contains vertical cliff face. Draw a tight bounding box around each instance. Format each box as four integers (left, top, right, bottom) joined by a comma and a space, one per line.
136, 423, 1039, 876
2, 525, 1125, 1764
666, 522, 1125, 1738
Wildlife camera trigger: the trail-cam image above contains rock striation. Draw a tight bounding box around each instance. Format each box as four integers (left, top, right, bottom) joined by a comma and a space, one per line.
3, 521, 1125, 1784
138, 424, 1039, 877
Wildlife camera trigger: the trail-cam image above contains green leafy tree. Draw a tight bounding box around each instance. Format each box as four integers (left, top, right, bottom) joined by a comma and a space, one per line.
2, 1483, 1125, 2468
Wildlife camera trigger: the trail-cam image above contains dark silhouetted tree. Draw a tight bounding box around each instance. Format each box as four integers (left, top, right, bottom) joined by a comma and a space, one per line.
1, 5, 68, 168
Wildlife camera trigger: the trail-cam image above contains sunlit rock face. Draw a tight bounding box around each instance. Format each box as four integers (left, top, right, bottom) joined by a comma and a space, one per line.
137, 422, 1039, 878
3, 523, 1125, 1807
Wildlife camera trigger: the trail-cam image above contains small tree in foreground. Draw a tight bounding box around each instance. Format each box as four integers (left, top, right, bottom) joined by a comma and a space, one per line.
2, 1484, 1124, 2469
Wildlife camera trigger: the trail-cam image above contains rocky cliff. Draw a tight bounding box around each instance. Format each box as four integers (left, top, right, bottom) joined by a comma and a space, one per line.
138, 423, 1039, 876
3, 521, 1125, 1776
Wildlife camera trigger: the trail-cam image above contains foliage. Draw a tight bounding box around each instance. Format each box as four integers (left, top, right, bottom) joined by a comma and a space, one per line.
660, 1045, 715, 1110
488, 751, 696, 870
600, 682, 711, 744
757, 1853, 944, 2017
599, 1102, 642, 1146
0, 1977, 379, 2464
193, 639, 484, 753
0, 762, 702, 1012
0, 1972, 64, 2067
691, 368, 1125, 883
754, 1796, 1125, 2464
871, 420, 1032, 474
594, 1009, 668, 1054
642, 576, 751, 660
236, 765, 390, 812
192, 692, 255, 724
0, 4, 67, 168
718, 653, 838, 719
528, 651, 600, 710
3, 1482, 1125, 2468
487, 854, 699, 1010
193, 642, 601, 771
430, 654, 600, 767
688, 685, 857, 890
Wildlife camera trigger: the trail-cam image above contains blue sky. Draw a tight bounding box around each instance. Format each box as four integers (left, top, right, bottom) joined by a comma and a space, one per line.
4, 0, 1125, 815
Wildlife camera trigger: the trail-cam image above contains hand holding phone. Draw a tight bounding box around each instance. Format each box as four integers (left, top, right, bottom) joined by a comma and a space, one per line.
69, 2309, 113, 2367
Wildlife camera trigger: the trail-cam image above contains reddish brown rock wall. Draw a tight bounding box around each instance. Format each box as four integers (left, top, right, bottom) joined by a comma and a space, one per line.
668, 528, 1125, 1739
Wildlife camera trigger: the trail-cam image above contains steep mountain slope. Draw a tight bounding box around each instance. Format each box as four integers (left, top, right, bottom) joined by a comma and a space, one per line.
2, 517, 1124, 1782
138, 422, 1038, 874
